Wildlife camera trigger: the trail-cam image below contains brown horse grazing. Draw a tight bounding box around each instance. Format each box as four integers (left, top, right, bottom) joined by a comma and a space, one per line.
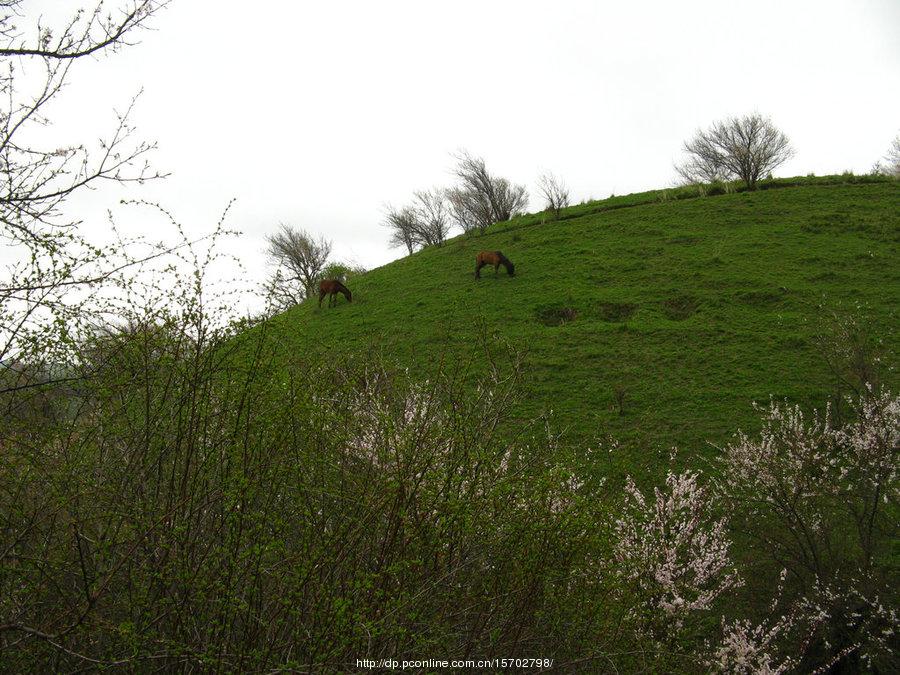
318, 279, 352, 308
475, 250, 515, 279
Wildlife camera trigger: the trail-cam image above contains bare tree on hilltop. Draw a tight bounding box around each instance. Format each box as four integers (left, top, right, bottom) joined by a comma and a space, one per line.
676, 113, 794, 189
446, 150, 528, 234
384, 204, 419, 255
410, 188, 451, 246
264, 224, 332, 308
537, 171, 570, 220
383, 189, 451, 255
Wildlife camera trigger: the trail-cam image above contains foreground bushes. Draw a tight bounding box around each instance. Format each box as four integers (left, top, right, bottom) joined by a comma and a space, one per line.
0, 321, 603, 669
0, 310, 897, 671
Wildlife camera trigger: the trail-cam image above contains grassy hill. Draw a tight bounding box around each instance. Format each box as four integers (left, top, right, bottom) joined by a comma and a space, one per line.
260, 177, 899, 480
4, 176, 897, 670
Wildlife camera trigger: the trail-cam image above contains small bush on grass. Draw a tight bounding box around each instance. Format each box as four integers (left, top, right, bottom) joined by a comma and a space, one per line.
596, 302, 637, 322
535, 305, 578, 326
661, 295, 698, 320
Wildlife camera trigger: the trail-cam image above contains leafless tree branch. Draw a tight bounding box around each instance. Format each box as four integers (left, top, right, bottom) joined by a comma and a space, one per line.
410, 188, 450, 246
0, 1, 168, 60
264, 224, 332, 304
872, 134, 900, 178
383, 203, 419, 256
675, 113, 793, 189
447, 150, 528, 234
537, 171, 570, 220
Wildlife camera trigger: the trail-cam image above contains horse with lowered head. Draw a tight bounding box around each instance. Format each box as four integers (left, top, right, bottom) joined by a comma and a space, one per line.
318, 279, 352, 308
475, 250, 515, 279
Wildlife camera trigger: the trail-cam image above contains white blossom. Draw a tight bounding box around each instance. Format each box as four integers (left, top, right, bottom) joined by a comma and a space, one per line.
614, 469, 742, 629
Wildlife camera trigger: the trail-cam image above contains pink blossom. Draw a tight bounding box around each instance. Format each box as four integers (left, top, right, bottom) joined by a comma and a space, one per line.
614, 470, 742, 629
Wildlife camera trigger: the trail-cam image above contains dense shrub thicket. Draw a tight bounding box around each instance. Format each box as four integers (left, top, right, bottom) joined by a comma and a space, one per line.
0, 309, 606, 669
1, 289, 897, 671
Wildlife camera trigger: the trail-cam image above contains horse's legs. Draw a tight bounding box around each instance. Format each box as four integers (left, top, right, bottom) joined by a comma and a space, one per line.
318, 290, 325, 308
494, 262, 499, 277
475, 261, 482, 279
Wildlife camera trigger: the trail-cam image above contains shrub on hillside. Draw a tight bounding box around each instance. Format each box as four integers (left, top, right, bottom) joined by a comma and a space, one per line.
322, 261, 366, 283
715, 390, 899, 672
872, 136, 900, 178
613, 388, 898, 672
614, 469, 742, 635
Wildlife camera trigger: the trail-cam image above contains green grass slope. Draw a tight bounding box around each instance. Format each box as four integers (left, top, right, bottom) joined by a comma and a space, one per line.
263, 179, 900, 479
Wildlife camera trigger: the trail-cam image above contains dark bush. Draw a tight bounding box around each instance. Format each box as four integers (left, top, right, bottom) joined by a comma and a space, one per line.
596, 302, 637, 322
535, 305, 578, 326
661, 295, 698, 320
737, 289, 787, 306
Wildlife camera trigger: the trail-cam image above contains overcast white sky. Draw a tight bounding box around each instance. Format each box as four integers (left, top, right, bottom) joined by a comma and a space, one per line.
36, 0, 900, 284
